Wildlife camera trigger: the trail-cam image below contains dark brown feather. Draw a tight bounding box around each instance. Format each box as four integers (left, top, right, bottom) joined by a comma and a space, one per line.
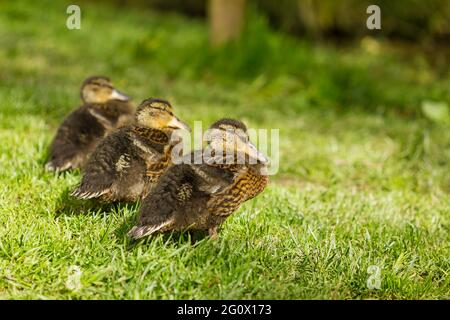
72, 125, 176, 202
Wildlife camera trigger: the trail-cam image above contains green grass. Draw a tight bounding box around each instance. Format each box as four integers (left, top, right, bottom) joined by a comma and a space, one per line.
0, 0, 449, 299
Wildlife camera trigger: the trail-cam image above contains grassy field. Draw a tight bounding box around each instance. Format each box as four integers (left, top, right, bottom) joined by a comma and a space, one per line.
0, 0, 449, 299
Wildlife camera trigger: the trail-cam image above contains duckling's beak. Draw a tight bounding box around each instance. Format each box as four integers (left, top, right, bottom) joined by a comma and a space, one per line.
241, 139, 269, 164
110, 89, 131, 101
167, 116, 191, 132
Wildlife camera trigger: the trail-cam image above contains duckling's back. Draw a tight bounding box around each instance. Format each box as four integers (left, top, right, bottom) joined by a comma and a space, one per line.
46, 106, 107, 171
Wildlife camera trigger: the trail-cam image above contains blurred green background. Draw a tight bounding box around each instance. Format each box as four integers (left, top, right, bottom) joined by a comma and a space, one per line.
103, 0, 450, 42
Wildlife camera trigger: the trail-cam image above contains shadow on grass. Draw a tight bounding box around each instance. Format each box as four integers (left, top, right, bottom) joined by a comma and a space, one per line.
53, 184, 211, 248
53, 186, 138, 217
116, 220, 211, 250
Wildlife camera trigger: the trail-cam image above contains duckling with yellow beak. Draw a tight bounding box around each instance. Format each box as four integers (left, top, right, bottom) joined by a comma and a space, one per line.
128, 118, 269, 239
71, 98, 190, 202
45, 76, 134, 172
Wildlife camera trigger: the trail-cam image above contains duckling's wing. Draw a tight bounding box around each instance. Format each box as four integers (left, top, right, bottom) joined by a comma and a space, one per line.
128, 164, 199, 239
47, 107, 106, 172
190, 163, 238, 195
71, 128, 132, 199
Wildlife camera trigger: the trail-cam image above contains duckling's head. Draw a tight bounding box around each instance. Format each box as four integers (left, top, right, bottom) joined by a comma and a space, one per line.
135, 98, 190, 132
206, 118, 268, 165
81, 76, 131, 104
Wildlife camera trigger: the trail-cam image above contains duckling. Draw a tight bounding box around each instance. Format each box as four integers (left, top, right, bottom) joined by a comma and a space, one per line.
128, 118, 269, 240
71, 98, 190, 202
45, 76, 134, 172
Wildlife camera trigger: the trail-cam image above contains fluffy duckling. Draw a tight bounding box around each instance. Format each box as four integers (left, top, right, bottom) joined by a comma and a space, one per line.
45, 76, 134, 172
128, 118, 269, 239
71, 98, 190, 202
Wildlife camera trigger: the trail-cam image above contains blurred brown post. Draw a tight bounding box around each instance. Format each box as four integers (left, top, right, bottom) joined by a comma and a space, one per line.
208, 0, 246, 47
297, 0, 322, 38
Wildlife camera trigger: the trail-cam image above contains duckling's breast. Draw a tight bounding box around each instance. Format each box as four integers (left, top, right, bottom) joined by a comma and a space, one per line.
207, 168, 269, 217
